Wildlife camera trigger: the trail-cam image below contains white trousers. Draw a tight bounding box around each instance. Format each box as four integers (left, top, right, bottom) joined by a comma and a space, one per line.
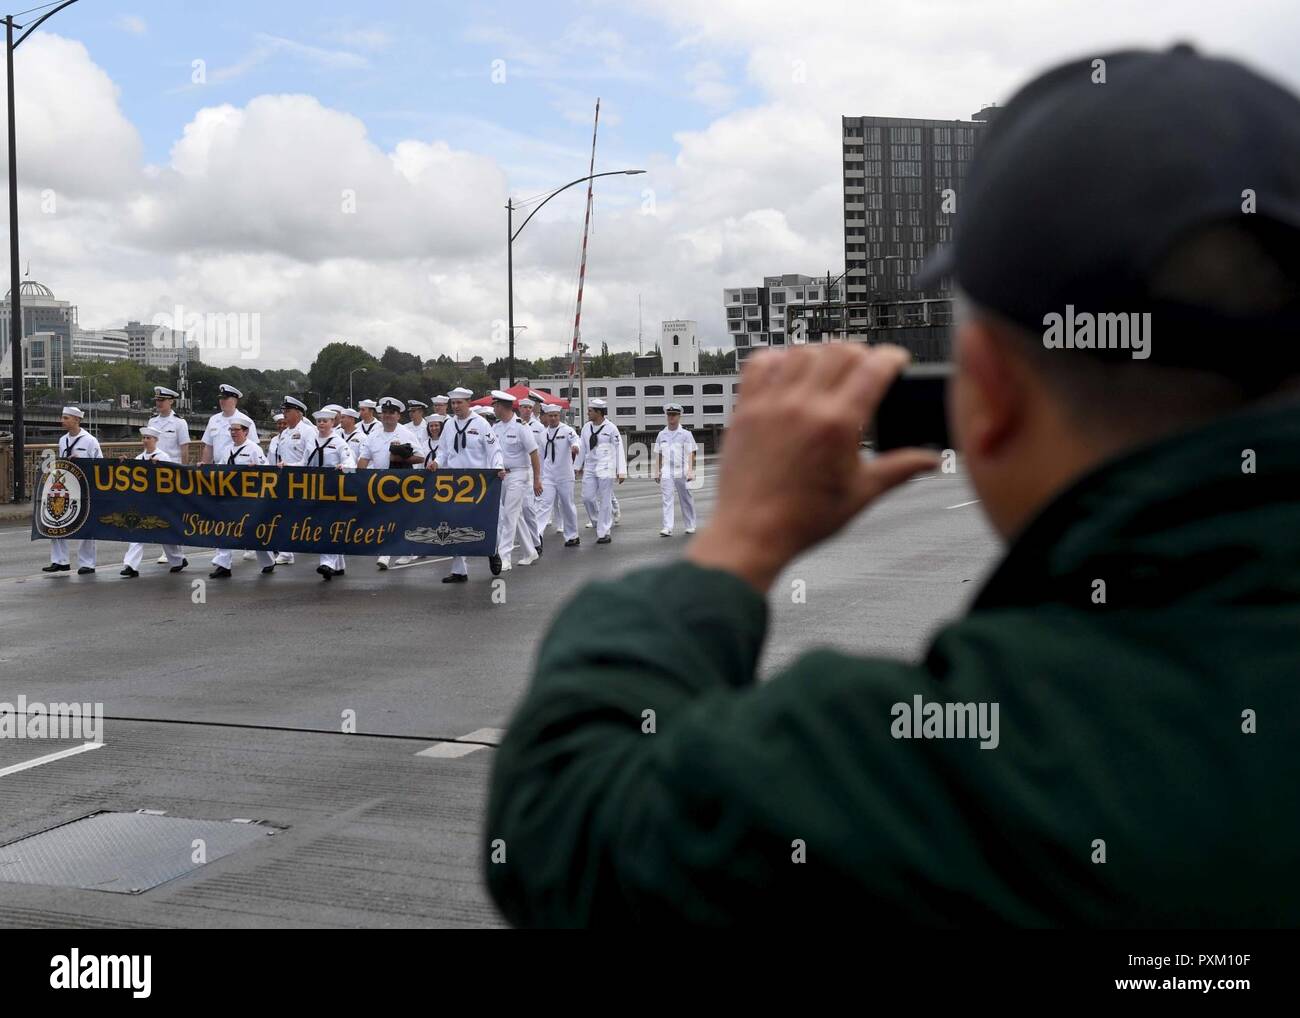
50, 539, 96, 568
319, 554, 345, 571
660, 476, 696, 531
212, 548, 274, 569
539, 474, 578, 540
522, 487, 541, 547
124, 542, 184, 569
497, 471, 536, 565
581, 473, 615, 538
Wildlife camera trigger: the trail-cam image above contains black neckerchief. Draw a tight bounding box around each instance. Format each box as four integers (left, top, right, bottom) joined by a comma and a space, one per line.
361, 420, 376, 435
228, 444, 245, 464
62, 433, 83, 457
588, 421, 604, 451
454, 418, 471, 452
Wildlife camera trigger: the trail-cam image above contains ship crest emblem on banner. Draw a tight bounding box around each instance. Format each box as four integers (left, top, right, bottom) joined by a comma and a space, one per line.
35, 460, 90, 538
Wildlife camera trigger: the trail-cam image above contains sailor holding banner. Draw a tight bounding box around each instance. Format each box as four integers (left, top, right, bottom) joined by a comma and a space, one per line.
121, 426, 187, 577
301, 407, 356, 581
200, 384, 258, 464
209, 414, 275, 579
430, 386, 503, 582
42, 407, 102, 575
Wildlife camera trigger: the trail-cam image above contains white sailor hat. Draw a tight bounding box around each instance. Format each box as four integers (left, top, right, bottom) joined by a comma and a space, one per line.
228, 412, 254, 429
139, 425, 162, 438
431, 394, 449, 404
313, 407, 338, 421
340, 407, 360, 420
358, 399, 378, 409
282, 395, 308, 413
589, 398, 608, 410
665, 403, 683, 413
406, 399, 428, 410
427, 413, 447, 424
471, 405, 492, 416
272, 412, 285, 422
153, 385, 179, 399
218, 384, 242, 399
378, 396, 406, 413
61, 405, 84, 418
447, 386, 473, 400
540, 403, 560, 413
490, 389, 516, 404
517, 397, 535, 408
322, 403, 343, 414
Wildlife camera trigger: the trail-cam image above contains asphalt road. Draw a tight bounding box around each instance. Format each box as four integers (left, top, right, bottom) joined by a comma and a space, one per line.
0, 459, 1000, 927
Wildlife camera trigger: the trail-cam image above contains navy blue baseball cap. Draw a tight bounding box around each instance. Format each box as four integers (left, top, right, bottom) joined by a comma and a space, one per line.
917, 44, 1300, 373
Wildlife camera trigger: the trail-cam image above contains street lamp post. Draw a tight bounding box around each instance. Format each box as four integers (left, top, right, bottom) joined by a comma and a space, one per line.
6, 0, 81, 503
506, 169, 644, 385
348, 365, 367, 408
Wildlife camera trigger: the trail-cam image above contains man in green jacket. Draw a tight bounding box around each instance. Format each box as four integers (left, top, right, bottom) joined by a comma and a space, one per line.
486, 46, 1300, 926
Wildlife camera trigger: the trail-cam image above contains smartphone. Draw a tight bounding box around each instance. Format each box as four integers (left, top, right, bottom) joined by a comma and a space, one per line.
874, 363, 952, 451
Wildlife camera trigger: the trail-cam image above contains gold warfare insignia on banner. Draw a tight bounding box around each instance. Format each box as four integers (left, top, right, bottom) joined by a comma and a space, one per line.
98, 510, 170, 530
35, 460, 90, 538
405, 523, 486, 546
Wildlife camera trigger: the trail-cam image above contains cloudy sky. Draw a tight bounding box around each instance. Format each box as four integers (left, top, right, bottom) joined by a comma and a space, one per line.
4, 0, 1299, 370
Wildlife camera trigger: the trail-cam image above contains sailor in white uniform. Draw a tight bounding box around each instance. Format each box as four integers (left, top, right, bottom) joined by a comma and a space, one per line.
429, 386, 504, 581
430, 395, 450, 419
338, 407, 366, 460
302, 408, 356, 580
356, 399, 380, 440
265, 412, 287, 465
538, 403, 582, 547
654, 403, 699, 536
421, 414, 446, 468
516, 397, 547, 554
490, 391, 542, 571
405, 400, 430, 465
200, 384, 259, 464
43, 407, 102, 574
148, 386, 190, 460
575, 399, 626, 544
357, 396, 418, 569
209, 414, 276, 578
270, 396, 315, 565
121, 426, 187, 577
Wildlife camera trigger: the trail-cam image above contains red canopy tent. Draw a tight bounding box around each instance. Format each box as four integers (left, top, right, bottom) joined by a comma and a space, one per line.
468, 383, 570, 409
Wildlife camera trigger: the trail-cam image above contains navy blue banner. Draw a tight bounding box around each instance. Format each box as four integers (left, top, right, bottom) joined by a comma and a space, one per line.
32, 458, 501, 557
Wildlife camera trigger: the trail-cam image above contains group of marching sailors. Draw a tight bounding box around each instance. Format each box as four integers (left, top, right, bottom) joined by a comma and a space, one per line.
43, 382, 698, 583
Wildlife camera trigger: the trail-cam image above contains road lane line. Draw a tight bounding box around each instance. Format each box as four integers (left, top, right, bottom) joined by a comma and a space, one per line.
387, 555, 451, 571
415, 742, 487, 759
0, 741, 104, 778
946, 499, 981, 509
457, 727, 506, 744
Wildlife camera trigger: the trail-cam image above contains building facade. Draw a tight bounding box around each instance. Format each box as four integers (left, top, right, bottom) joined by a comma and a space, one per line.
124, 320, 203, 369
72, 327, 130, 363
722, 274, 842, 364
841, 109, 993, 304
660, 320, 699, 374
0, 280, 77, 389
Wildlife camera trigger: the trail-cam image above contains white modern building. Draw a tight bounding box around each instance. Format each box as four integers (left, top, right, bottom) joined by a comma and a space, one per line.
660, 320, 698, 374
72, 326, 130, 362
723, 273, 842, 364
536, 372, 740, 448
0, 280, 77, 388
124, 320, 203, 369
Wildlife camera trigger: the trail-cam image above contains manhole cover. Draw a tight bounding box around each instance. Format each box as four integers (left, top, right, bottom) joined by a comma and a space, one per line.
0, 811, 279, 894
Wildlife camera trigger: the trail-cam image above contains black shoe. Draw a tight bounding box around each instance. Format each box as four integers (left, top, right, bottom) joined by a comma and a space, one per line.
209, 566, 232, 578
261, 564, 276, 574
42, 563, 70, 572
120, 566, 139, 577
441, 573, 468, 583
169, 558, 188, 574
564, 538, 580, 547
596, 535, 611, 544
317, 565, 332, 580
489, 554, 502, 576
77, 567, 96, 575
536, 538, 543, 557
334, 569, 344, 577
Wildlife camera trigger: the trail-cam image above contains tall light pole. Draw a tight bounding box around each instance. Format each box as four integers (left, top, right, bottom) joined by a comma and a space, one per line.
348, 365, 367, 408
506, 169, 644, 385
6, 0, 81, 502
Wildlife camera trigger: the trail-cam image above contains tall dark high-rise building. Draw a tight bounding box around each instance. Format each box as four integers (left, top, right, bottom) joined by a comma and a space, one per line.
841, 109, 995, 303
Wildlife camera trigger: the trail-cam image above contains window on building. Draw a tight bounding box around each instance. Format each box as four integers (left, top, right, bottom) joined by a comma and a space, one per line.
704, 405, 725, 415
672, 334, 679, 346
615, 406, 636, 416
703, 383, 723, 394
644, 405, 663, 415
746, 321, 761, 332
673, 362, 679, 372
615, 385, 635, 396
672, 384, 694, 395
559, 387, 576, 398
680, 405, 694, 415
771, 291, 785, 304
644, 385, 664, 396
771, 334, 786, 345
587, 386, 607, 397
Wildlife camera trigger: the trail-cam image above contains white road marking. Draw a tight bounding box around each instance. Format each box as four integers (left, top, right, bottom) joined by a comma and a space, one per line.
387, 555, 451, 571
0, 741, 104, 778
415, 742, 487, 759
457, 727, 506, 744
946, 499, 980, 509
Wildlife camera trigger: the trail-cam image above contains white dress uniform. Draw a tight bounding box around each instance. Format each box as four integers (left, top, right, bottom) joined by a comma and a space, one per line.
211, 441, 275, 571
361, 423, 417, 470
123, 449, 185, 570
576, 418, 626, 539
406, 417, 431, 463
202, 412, 259, 465
539, 421, 581, 541
273, 417, 314, 466
519, 415, 547, 548
50, 428, 103, 569
301, 429, 356, 574
433, 413, 503, 577
339, 424, 367, 460
147, 411, 190, 462
655, 425, 699, 533
492, 418, 539, 568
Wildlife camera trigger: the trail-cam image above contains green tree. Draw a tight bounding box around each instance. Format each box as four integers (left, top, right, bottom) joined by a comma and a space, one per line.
308, 342, 378, 404
380, 345, 423, 375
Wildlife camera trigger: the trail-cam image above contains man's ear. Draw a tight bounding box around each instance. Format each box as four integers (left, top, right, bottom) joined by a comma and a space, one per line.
949, 317, 1027, 459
